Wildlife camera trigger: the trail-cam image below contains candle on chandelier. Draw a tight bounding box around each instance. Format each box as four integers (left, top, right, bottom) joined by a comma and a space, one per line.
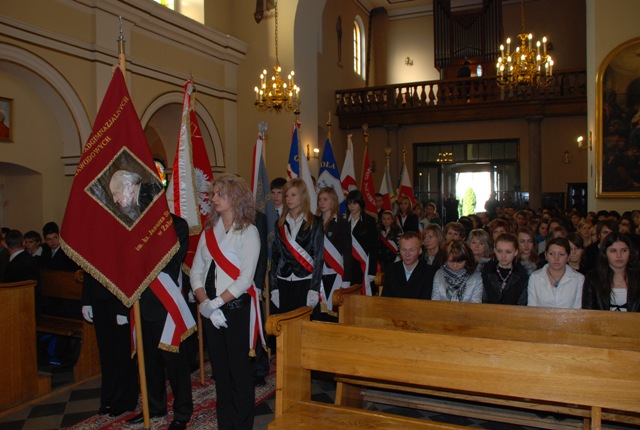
506, 38, 511, 55
542, 37, 547, 56
528, 34, 532, 50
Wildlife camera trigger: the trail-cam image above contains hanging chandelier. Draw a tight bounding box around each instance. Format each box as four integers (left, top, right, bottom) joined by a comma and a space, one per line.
254, 0, 300, 113
496, 0, 554, 90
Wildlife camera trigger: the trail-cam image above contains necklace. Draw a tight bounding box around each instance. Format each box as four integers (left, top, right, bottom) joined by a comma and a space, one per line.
547, 268, 565, 287
496, 265, 513, 291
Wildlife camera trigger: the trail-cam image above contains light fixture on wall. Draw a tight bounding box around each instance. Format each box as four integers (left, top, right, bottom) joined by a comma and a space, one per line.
563, 150, 571, 164
254, 0, 301, 113
496, 0, 554, 90
577, 132, 592, 150
405, 56, 413, 66
306, 144, 319, 160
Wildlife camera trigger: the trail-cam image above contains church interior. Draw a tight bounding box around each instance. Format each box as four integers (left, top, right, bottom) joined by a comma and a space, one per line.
1, 0, 639, 428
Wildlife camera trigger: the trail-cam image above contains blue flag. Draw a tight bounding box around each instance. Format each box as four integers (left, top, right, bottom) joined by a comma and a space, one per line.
317, 136, 343, 206
286, 124, 300, 179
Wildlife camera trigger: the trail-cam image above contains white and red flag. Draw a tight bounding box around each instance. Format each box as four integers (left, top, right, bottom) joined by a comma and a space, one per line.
398, 160, 416, 205
60, 68, 179, 307
166, 80, 214, 272
379, 161, 394, 212
339, 133, 357, 215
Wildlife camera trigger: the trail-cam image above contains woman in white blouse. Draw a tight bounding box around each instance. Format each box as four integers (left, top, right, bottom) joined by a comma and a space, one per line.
528, 237, 584, 309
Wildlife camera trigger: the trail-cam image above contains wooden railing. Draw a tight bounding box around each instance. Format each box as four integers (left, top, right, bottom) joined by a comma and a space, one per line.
335, 70, 587, 127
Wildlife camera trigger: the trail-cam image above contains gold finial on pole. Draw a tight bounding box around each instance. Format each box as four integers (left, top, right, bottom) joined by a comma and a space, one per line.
117, 16, 126, 73
326, 112, 332, 141
362, 123, 369, 145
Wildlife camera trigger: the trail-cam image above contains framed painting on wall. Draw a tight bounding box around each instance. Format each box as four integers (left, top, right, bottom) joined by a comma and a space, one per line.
596, 37, 640, 198
0, 97, 12, 142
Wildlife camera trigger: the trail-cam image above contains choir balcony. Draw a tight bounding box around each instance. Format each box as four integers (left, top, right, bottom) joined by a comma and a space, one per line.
334, 70, 586, 128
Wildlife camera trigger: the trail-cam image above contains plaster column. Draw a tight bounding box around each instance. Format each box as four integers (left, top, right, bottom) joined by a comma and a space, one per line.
527, 116, 543, 210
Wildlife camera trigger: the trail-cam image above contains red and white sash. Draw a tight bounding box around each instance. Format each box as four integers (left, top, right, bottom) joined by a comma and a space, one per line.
130, 272, 196, 354
322, 235, 345, 311
205, 223, 265, 355
352, 232, 372, 296
279, 224, 314, 274
380, 232, 399, 254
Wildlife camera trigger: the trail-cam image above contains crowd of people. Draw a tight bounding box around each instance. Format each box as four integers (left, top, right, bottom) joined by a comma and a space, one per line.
372, 199, 640, 313
4, 180, 640, 429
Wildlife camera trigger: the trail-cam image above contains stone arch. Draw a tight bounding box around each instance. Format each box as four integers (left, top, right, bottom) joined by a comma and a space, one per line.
140, 92, 224, 170
0, 43, 91, 173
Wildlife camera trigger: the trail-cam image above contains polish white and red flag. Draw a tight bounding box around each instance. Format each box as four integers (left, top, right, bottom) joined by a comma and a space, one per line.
166, 80, 214, 272
339, 133, 357, 215
397, 160, 416, 205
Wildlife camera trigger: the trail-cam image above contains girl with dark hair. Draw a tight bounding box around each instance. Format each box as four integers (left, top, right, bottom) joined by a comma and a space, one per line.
516, 226, 539, 274
270, 179, 324, 313
316, 187, 352, 320
346, 189, 379, 295
567, 232, 587, 274
481, 233, 529, 305
583, 232, 640, 312
528, 237, 584, 309
431, 240, 483, 303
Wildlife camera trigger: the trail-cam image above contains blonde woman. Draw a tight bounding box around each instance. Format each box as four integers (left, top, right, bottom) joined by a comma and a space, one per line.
270, 179, 324, 313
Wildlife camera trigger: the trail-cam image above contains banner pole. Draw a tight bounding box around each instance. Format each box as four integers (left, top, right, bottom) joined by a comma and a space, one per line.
118, 16, 151, 430
198, 311, 205, 384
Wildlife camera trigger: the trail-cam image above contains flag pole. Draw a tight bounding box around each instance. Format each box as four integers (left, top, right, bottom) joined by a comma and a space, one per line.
197, 311, 205, 384
118, 17, 151, 430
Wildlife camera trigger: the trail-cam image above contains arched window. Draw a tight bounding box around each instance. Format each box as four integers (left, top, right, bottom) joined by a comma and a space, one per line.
153, 0, 204, 24
353, 16, 365, 78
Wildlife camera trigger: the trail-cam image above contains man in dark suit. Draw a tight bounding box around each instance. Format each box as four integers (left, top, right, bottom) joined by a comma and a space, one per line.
2, 229, 40, 312
381, 231, 436, 299
127, 214, 193, 430
40, 221, 78, 271
82, 274, 139, 417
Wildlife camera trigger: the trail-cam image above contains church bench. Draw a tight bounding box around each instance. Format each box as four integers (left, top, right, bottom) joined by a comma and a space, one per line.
334, 294, 640, 429
266, 305, 640, 430
36, 269, 100, 382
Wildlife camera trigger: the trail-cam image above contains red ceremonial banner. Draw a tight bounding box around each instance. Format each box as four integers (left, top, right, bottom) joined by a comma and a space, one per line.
60, 68, 179, 307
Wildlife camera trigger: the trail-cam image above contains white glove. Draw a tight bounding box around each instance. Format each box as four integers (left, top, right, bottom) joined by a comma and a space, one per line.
116, 315, 128, 325
199, 299, 216, 318
210, 308, 228, 329
271, 290, 280, 309
81, 305, 93, 323
306, 290, 320, 308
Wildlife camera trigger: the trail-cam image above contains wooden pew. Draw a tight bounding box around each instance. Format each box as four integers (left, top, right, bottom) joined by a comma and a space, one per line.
0, 280, 49, 411
37, 270, 100, 382
267, 306, 640, 430
335, 294, 640, 428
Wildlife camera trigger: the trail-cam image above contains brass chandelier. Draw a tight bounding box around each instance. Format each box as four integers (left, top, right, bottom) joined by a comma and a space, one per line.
254, 0, 300, 113
496, 0, 554, 89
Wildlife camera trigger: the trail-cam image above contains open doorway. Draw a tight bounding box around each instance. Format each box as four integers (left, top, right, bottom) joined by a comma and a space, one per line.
456, 170, 491, 216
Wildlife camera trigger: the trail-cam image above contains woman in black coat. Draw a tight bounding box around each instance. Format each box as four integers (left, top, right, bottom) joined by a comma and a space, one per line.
583, 232, 640, 312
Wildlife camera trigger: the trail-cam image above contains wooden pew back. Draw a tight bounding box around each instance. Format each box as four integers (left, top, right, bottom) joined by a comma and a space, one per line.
39, 269, 84, 301
338, 294, 640, 352
269, 307, 640, 428
301, 320, 640, 414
